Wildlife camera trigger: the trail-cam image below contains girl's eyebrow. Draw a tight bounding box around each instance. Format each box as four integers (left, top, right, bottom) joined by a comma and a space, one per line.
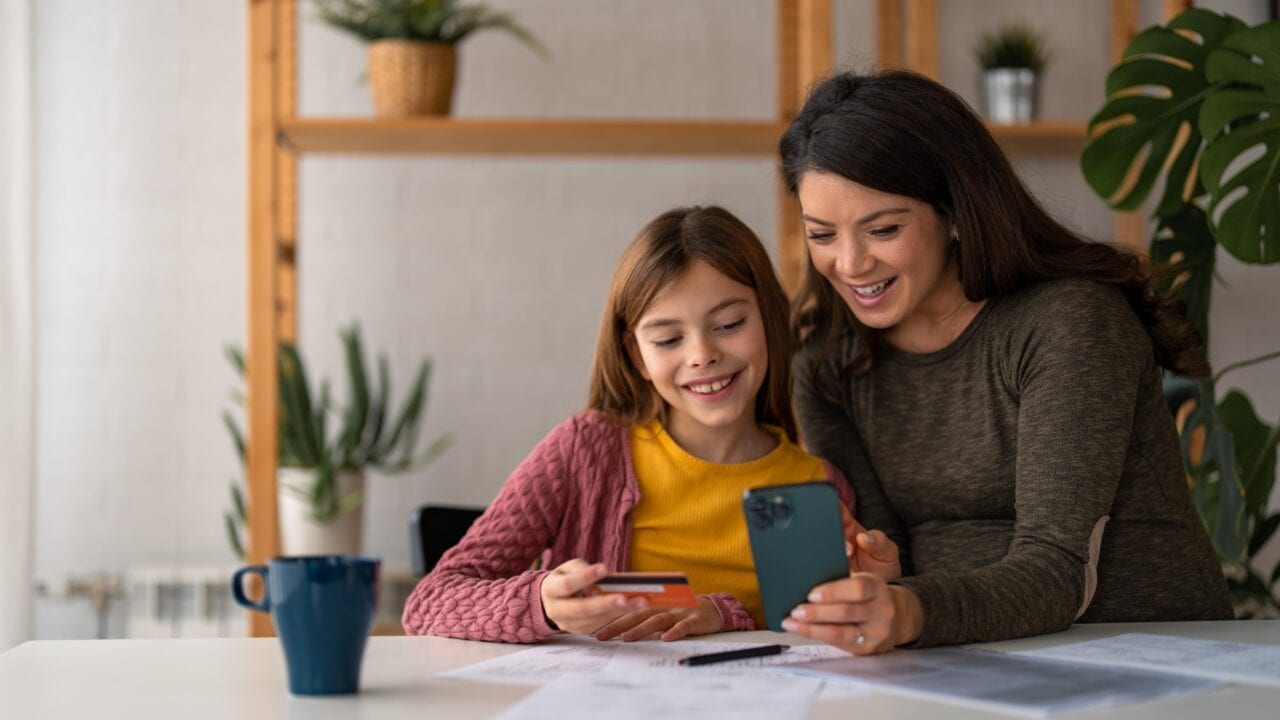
638, 298, 748, 331
802, 207, 910, 227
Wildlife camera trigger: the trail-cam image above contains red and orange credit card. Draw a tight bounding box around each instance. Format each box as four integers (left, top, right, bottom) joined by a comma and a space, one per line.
586, 572, 698, 608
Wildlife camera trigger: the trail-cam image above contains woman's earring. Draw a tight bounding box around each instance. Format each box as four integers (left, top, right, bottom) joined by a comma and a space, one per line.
950, 227, 960, 243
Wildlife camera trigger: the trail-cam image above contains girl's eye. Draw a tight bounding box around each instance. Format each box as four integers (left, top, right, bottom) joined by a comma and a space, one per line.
869, 225, 900, 238
652, 336, 680, 348
717, 319, 746, 333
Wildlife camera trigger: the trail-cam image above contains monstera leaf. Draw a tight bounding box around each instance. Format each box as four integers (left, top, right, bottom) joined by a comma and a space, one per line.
1151, 205, 1216, 346
1082, 9, 1245, 215
1199, 22, 1280, 264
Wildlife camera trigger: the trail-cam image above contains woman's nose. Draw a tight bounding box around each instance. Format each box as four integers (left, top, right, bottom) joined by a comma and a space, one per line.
834, 238, 873, 278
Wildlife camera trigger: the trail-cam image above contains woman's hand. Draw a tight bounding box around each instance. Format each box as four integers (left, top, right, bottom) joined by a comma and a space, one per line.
780, 572, 923, 655
840, 505, 901, 579
539, 559, 648, 636
593, 596, 724, 642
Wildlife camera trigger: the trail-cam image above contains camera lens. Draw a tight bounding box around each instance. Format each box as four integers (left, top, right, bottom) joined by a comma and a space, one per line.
748, 497, 772, 529
770, 496, 794, 527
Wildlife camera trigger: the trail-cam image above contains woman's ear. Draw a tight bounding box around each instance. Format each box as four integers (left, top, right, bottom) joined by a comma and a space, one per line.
625, 336, 651, 381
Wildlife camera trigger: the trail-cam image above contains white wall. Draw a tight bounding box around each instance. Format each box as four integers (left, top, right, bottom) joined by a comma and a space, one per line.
31, 0, 1279, 638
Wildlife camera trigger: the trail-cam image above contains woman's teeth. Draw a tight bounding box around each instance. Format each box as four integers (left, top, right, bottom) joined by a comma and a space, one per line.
853, 278, 892, 297
689, 376, 732, 394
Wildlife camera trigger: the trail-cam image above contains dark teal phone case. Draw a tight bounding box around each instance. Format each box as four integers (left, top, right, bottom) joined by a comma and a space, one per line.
743, 481, 849, 631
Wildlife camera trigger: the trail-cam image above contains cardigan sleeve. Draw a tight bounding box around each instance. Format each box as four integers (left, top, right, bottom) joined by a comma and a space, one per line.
401, 418, 583, 643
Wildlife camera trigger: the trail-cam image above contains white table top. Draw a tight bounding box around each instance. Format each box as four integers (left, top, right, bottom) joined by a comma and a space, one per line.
3, 620, 1277, 719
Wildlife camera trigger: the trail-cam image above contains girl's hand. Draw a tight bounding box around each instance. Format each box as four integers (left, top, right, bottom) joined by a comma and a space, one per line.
592, 595, 724, 642
539, 559, 648, 636
841, 505, 902, 580
780, 572, 923, 656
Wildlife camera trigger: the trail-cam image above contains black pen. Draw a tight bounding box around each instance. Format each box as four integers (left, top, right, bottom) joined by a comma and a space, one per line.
678, 644, 790, 666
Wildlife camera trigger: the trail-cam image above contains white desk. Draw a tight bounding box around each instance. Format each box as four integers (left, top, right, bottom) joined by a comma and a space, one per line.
2, 621, 1277, 719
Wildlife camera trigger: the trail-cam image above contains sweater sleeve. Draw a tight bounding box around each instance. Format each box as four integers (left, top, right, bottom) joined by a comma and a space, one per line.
896, 285, 1146, 646
704, 592, 757, 631
401, 418, 581, 643
793, 346, 913, 573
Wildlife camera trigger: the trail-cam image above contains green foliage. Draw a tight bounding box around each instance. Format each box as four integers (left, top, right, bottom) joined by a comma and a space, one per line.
975, 21, 1051, 73
1086, 9, 1280, 617
221, 324, 452, 542
311, 0, 547, 57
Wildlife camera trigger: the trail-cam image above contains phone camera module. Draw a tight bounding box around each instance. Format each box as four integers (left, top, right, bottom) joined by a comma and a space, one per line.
770, 496, 794, 528
748, 496, 773, 529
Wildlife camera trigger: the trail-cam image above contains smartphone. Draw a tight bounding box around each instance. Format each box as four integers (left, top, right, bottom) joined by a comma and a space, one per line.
743, 481, 849, 631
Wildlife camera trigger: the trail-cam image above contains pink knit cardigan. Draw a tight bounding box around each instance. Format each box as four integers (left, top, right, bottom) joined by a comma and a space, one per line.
401, 411, 855, 643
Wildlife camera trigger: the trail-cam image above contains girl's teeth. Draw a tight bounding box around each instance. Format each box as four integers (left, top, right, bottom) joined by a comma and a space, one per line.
853, 279, 891, 297
690, 377, 731, 394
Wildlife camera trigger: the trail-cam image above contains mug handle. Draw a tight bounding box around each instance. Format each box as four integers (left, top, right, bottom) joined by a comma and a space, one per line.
232, 565, 270, 613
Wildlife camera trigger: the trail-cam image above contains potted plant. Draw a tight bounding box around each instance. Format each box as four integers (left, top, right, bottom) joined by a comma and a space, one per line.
975, 21, 1050, 123
312, 0, 547, 116
1082, 8, 1280, 616
223, 324, 452, 557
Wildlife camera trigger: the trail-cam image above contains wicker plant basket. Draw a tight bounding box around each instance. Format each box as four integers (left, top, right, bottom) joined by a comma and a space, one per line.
367, 40, 457, 117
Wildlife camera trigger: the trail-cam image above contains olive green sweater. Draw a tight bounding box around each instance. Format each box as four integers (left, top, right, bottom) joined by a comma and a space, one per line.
794, 278, 1232, 647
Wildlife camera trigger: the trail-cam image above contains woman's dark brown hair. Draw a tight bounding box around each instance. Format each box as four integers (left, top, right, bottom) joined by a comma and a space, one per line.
780, 70, 1208, 378
587, 206, 798, 440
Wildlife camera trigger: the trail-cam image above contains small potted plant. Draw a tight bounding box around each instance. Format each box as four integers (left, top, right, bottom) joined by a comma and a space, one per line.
312, 0, 547, 116
975, 21, 1051, 123
223, 324, 451, 558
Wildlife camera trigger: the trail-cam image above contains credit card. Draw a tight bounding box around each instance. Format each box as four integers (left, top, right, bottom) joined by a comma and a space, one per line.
586, 572, 698, 608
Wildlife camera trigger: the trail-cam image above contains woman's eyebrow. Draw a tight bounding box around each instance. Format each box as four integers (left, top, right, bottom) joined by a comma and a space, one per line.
802, 207, 910, 227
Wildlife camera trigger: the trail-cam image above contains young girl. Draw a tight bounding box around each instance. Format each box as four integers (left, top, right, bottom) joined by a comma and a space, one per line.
401, 206, 895, 644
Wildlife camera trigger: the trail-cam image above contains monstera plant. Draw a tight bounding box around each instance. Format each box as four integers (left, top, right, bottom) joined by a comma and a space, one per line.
1082, 8, 1280, 615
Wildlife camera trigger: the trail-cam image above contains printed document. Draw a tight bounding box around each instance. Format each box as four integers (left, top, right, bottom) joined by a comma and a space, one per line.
1016, 632, 1280, 688
781, 647, 1220, 717
495, 671, 822, 720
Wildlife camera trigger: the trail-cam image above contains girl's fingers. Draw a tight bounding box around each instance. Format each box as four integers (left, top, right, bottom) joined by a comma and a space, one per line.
594, 607, 663, 640
543, 561, 606, 599
618, 612, 678, 642
660, 617, 696, 642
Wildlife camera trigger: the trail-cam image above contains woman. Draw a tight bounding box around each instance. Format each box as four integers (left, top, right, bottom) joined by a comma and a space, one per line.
777, 70, 1232, 655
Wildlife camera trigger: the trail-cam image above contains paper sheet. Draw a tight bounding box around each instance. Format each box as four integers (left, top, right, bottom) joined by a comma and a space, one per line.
1016, 632, 1280, 688
781, 647, 1221, 717
495, 671, 822, 720
441, 636, 869, 698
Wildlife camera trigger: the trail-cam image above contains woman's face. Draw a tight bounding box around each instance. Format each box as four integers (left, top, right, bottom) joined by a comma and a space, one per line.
797, 171, 963, 344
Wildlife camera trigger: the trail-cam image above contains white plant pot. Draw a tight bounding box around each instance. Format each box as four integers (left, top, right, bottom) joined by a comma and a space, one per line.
277, 467, 365, 557
982, 68, 1038, 123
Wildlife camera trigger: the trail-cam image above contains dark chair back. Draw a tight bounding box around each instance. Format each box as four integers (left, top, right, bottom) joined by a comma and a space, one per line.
409, 505, 485, 577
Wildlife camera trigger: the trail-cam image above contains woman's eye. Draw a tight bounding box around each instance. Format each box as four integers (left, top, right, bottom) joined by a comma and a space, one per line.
806, 232, 835, 244
869, 225, 900, 238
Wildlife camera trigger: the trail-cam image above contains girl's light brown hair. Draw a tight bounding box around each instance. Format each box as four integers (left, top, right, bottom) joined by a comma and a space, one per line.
586, 206, 798, 440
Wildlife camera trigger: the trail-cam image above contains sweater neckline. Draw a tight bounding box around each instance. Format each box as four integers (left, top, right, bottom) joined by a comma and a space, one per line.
878, 296, 997, 366
639, 420, 792, 476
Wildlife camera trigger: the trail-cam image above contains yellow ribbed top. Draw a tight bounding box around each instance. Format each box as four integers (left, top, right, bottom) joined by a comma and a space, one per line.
627, 419, 828, 627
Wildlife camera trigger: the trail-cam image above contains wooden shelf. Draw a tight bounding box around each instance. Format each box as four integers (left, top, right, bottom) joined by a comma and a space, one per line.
986, 120, 1087, 156
280, 118, 786, 156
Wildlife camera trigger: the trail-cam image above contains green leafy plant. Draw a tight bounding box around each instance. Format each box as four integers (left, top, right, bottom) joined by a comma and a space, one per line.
975, 21, 1051, 73
222, 325, 452, 559
312, 0, 547, 57
1082, 8, 1280, 616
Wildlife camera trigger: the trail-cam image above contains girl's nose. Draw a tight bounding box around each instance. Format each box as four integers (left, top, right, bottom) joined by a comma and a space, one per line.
687, 336, 720, 368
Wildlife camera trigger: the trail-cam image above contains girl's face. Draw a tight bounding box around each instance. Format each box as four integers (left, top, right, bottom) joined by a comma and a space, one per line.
797, 171, 964, 348
628, 259, 769, 445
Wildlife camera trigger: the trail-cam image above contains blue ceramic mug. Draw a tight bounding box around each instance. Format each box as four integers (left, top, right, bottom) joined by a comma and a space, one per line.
232, 555, 380, 695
